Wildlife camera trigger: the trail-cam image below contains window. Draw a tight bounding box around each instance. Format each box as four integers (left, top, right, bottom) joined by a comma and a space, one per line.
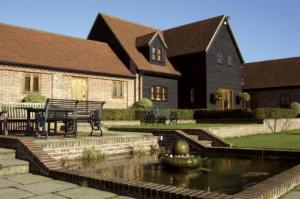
112, 81, 124, 97
190, 88, 195, 103
217, 53, 223, 64
151, 47, 157, 61
151, 47, 163, 62
150, 86, 167, 101
24, 73, 40, 93
157, 48, 162, 61
228, 55, 232, 66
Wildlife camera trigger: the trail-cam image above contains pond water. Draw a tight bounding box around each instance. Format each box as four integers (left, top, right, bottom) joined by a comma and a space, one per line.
61, 154, 298, 195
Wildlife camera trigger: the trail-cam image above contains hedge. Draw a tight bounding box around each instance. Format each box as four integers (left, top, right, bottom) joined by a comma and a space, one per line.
102, 108, 297, 121
193, 109, 254, 120
253, 108, 297, 119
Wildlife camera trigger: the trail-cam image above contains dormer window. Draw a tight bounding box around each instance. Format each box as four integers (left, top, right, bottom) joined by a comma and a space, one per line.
136, 31, 167, 66
151, 47, 162, 62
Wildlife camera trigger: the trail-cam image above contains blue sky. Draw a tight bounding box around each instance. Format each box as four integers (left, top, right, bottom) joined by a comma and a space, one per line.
0, 0, 299, 62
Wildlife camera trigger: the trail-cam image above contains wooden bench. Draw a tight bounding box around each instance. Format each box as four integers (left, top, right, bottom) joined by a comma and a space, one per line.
35, 99, 78, 138
76, 100, 105, 136
0, 111, 8, 135
142, 107, 167, 125
141, 108, 179, 125
35, 99, 106, 138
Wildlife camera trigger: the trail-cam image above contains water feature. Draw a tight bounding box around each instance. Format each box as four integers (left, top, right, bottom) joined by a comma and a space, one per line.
61, 153, 298, 194
160, 139, 201, 169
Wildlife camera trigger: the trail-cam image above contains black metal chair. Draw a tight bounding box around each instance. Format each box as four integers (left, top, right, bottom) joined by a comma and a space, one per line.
0, 111, 8, 135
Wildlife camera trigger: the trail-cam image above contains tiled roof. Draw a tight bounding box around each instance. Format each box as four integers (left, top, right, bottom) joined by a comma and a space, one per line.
243, 57, 300, 89
136, 31, 157, 48
0, 23, 134, 78
163, 15, 225, 57
98, 14, 181, 76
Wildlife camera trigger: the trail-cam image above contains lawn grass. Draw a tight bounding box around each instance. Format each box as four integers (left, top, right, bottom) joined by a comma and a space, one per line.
109, 123, 248, 130
225, 129, 300, 151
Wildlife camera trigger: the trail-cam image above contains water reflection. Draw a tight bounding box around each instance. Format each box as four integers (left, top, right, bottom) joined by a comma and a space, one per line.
62, 154, 297, 195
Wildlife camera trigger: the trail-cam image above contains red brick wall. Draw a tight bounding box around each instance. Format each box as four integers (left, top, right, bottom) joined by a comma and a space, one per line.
0, 65, 135, 109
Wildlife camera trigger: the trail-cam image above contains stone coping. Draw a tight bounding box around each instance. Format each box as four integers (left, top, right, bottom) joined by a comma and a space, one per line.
0, 135, 300, 199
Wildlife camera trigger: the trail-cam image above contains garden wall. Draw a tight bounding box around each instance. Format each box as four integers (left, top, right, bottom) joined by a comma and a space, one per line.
36, 135, 159, 160
204, 118, 300, 138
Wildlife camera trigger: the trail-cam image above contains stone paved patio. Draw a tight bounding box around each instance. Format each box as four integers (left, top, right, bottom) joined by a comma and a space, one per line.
0, 173, 134, 199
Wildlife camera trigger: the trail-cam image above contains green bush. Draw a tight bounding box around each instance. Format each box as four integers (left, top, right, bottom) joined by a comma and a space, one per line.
290, 102, 300, 116
214, 88, 226, 100
22, 93, 46, 103
101, 108, 298, 121
102, 109, 137, 120
102, 109, 193, 120
253, 108, 297, 119
194, 109, 254, 120
167, 109, 194, 120
132, 98, 153, 108
82, 147, 105, 161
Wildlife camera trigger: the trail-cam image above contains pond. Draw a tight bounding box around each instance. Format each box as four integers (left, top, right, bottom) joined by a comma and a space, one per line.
61, 154, 298, 195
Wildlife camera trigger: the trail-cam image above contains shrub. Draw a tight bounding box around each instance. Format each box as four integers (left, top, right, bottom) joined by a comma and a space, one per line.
82, 147, 105, 161
22, 93, 46, 103
102, 109, 193, 121
132, 98, 153, 108
253, 108, 297, 119
290, 102, 300, 116
102, 109, 137, 120
239, 92, 251, 102
194, 109, 254, 120
214, 89, 226, 101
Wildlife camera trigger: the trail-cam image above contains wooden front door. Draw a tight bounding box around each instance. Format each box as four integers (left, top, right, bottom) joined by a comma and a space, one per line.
223, 89, 233, 109
220, 89, 233, 110
72, 77, 87, 100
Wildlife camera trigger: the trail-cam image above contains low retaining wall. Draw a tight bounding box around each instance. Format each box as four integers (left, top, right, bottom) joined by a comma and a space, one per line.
204, 118, 300, 138
36, 135, 159, 160
102, 120, 196, 127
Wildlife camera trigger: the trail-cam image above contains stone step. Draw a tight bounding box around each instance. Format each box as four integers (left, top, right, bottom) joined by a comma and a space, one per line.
0, 159, 29, 176
188, 135, 199, 140
198, 140, 212, 147
0, 148, 16, 160
187, 135, 212, 147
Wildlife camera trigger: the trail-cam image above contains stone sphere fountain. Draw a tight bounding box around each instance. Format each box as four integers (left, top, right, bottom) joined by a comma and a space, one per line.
160, 139, 201, 169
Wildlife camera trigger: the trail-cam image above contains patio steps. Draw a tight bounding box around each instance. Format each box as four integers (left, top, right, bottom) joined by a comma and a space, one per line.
187, 135, 212, 147
0, 148, 29, 176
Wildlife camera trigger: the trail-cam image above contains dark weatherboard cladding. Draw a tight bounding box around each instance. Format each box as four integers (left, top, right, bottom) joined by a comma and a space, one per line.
206, 24, 243, 109
142, 74, 178, 108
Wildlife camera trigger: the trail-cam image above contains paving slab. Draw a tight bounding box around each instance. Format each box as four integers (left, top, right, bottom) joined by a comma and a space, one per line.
281, 191, 300, 199
26, 193, 67, 199
56, 187, 117, 199
4, 174, 52, 185
0, 187, 34, 199
0, 177, 21, 188
20, 180, 78, 194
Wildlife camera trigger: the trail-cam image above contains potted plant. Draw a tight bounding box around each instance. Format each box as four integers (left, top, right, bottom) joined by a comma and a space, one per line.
239, 92, 251, 108
214, 89, 226, 109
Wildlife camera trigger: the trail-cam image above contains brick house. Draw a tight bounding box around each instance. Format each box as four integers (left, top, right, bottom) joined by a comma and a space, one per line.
0, 23, 135, 109
243, 57, 300, 108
